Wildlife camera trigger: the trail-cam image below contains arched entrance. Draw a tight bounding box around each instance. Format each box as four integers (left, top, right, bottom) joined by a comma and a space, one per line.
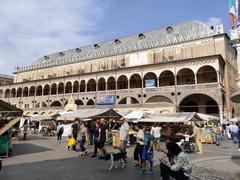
80, 80, 86, 92
73, 81, 79, 93
16, 88, 22, 97
11, 88, 16, 98
23, 87, 29, 97
50, 101, 62, 107
29, 86, 35, 96
179, 94, 219, 115
86, 99, 95, 105
58, 82, 64, 94
36, 86, 42, 96
75, 99, 84, 106
43, 84, 50, 96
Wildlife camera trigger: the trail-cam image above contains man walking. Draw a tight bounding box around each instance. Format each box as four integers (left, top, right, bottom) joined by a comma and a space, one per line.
57, 122, 64, 143
229, 122, 239, 144
119, 118, 130, 161
190, 122, 203, 154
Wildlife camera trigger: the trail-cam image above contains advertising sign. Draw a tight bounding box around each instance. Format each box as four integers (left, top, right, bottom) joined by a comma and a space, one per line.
145, 79, 156, 88
96, 95, 115, 105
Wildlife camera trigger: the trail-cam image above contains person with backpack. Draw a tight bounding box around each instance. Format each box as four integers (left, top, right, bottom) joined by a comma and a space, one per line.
57, 122, 64, 143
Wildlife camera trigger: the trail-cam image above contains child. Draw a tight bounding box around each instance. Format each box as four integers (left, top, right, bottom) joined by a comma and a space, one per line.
141, 126, 154, 174
67, 135, 77, 151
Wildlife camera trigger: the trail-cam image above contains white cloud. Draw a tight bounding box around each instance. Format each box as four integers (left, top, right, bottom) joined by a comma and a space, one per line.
0, 0, 106, 74
205, 17, 223, 26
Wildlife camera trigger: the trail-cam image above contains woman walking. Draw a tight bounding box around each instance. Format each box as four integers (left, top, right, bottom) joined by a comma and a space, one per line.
79, 122, 88, 156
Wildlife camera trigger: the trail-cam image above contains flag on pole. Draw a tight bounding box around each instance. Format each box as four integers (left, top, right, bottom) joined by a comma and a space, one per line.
229, 0, 236, 28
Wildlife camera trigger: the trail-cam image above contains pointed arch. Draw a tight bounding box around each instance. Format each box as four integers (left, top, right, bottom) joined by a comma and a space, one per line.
86, 99, 95, 105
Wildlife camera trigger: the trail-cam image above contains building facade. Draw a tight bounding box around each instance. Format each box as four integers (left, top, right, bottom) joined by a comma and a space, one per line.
0, 21, 238, 122
0, 74, 14, 85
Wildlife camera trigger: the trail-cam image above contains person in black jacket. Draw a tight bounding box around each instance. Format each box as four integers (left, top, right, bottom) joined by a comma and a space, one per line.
72, 119, 79, 141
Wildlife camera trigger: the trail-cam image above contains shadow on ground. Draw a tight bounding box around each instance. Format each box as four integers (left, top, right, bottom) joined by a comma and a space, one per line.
12, 143, 52, 156
0, 156, 161, 180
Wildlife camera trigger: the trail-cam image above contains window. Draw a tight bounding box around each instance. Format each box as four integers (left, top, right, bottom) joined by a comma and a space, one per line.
166, 27, 173, 34
138, 33, 145, 40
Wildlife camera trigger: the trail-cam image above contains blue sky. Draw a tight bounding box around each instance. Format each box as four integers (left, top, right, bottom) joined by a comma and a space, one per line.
0, 0, 231, 75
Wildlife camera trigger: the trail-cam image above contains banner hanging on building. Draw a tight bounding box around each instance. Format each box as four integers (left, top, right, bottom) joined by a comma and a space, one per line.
96, 95, 115, 105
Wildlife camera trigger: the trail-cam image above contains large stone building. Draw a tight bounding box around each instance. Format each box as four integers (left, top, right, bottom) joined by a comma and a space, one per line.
0, 74, 14, 85
0, 21, 238, 123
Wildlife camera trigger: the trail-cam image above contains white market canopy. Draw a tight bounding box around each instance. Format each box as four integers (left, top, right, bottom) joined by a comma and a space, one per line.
56, 108, 121, 121
132, 112, 220, 123
30, 114, 52, 121
230, 116, 240, 122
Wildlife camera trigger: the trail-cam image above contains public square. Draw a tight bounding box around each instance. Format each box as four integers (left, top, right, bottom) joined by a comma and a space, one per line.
0, 135, 239, 180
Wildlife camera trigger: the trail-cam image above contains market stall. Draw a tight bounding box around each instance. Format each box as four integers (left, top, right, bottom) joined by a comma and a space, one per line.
0, 100, 23, 157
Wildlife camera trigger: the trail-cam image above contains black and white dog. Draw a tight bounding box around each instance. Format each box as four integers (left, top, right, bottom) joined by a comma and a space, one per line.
103, 151, 126, 170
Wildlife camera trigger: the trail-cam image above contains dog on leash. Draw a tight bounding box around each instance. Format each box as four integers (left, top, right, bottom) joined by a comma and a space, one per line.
103, 151, 126, 170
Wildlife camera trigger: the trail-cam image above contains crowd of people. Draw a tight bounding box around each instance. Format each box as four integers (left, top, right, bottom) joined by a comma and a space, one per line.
54, 118, 240, 180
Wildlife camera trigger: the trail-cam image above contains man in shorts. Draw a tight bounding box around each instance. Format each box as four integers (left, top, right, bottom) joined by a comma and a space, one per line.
119, 118, 130, 161
141, 126, 154, 174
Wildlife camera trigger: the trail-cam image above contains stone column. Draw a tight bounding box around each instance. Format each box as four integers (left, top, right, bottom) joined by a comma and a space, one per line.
219, 105, 224, 124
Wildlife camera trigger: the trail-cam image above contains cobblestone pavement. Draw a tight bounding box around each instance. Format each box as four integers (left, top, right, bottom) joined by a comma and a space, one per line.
0, 135, 239, 180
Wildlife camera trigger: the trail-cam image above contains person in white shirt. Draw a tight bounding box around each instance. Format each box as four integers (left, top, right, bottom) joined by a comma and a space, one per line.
151, 123, 162, 150
133, 124, 144, 168
119, 118, 130, 161
229, 122, 239, 144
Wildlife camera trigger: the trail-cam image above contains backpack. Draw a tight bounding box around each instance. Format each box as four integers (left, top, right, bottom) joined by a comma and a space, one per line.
59, 126, 64, 134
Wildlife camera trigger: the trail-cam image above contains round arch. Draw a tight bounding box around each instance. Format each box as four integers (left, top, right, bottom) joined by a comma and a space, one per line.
75, 99, 84, 105
43, 84, 50, 96
117, 75, 128, 89
36, 85, 42, 96
29, 86, 35, 96
86, 99, 95, 105
143, 72, 157, 88
80, 80, 86, 92
16, 88, 22, 97
5, 89, 10, 98
107, 77, 116, 90
73, 81, 79, 93
98, 78, 106, 91
197, 65, 217, 84
50, 101, 62, 107
51, 83, 57, 95
65, 81, 72, 94
159, 70, 175, 86
146, 95, 173, 104
58, 82, 64, 94
23, 87, 29, 97
87, 79, 96, 92
130, 74, 142, 89
179, 94, 219, 115
11, 88, 16, 98
177, 68, 195, 85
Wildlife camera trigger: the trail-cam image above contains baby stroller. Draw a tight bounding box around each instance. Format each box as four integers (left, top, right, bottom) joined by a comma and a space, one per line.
177, 139, 195, 153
